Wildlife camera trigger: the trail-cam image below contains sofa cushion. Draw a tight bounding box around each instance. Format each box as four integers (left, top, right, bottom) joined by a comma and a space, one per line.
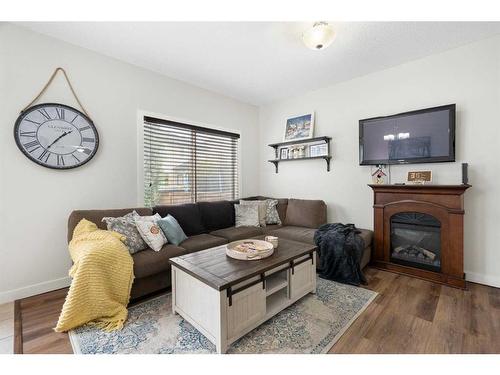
210, 226, 264, 242
198, 201, 235, 231
262, 224, 282, 234
153, 203, 205, 236
284, 199, 326, 229
132, 244, 187, 278
68, 207, 152, 243
268, 226, 317, 245
180, 234, 228, 253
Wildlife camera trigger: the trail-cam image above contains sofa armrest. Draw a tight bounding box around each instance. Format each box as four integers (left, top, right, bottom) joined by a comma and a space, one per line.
67, 207, 153, 243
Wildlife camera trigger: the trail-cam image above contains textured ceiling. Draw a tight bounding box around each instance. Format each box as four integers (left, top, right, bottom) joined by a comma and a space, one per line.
16, 22, 500, 105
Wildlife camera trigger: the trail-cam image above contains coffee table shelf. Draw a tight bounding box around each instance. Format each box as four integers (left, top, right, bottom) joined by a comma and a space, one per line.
265, 270, 288, 297
266, 288, 289, 315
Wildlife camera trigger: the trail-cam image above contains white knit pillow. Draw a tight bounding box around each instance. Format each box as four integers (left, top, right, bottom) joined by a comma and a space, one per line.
135, 215, 168, 252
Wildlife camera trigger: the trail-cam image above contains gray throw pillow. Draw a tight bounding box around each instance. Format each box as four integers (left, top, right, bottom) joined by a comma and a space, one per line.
102, 211, 148, 254
234, 204, 260, 227
265, 199, 282, 225
239, 200, 267, 227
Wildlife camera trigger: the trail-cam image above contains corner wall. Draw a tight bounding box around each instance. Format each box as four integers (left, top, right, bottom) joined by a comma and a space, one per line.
259, 35, 500, 287
0, 24, 259, 303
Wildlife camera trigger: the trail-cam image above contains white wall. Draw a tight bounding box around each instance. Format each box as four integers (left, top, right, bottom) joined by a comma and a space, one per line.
259, 36, 500, 287
0, 24, 259, 303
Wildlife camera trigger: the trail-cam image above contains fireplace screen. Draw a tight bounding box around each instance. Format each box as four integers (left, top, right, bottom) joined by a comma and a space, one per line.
390, 212, 441, 272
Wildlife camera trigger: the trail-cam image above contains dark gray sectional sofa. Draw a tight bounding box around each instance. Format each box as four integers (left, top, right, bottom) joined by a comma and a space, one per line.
68, 196, 373, 300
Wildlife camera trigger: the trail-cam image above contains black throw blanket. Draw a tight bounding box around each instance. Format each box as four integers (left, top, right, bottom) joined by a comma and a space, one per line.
314, 223, 366, 286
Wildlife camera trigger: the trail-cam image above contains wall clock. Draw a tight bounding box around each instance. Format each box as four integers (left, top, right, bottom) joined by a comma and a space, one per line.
14, 103, 99, 170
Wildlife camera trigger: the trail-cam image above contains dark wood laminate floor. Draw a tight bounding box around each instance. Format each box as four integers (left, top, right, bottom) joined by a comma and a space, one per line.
15, 268, 500, 354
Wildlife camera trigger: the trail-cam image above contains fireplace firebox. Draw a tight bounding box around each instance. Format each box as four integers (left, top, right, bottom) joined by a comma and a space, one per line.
369, 184, 470, 289
390, 212, 441, 272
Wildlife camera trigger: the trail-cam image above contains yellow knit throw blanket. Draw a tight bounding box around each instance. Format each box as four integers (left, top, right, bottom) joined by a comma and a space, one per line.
55, 219, 134, 332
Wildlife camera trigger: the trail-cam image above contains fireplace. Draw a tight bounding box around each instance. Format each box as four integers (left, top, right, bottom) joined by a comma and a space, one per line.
390, 212, 441, 272
369, 184, 470, 289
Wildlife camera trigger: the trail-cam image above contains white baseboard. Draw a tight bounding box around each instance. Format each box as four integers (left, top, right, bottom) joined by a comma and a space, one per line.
466, 271, 500, 288
0, 276, 71, 304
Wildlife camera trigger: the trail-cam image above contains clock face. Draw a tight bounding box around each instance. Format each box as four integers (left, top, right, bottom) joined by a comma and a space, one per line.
14, 103, 99, 169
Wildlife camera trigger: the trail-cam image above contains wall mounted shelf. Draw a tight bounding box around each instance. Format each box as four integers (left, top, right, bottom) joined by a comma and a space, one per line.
268, 136, 332, 173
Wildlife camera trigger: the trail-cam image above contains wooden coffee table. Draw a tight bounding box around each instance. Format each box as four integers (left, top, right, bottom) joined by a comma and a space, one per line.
169, 236, 317, 353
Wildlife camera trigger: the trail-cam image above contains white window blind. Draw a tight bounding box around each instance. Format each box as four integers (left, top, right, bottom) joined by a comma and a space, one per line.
144, 116, 240, 206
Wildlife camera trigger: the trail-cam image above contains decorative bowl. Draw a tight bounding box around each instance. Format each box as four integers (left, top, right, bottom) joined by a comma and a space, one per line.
226, 239, 274, 261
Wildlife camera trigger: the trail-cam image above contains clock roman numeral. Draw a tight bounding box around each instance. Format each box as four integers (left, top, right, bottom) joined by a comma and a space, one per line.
57, 155, 65, 166
55, 108, 65, 120
23, 140, 40, 149
38, 149, 51, 163
24, 118, 41, 126
70, 114, 79, 123
82, 148, 92, 155
82, 137, 95, 143
20, 131, 37, 137
80, 126, 91, 132
38, 108, 51, 121
72, 153, 81, 163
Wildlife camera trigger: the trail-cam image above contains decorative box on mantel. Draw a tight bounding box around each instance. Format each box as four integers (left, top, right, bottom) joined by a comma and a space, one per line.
369, 184, 471, 289
268, 136, 332, 173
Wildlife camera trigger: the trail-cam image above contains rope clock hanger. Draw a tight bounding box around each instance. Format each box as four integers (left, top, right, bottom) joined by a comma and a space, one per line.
14, 67, 99, 170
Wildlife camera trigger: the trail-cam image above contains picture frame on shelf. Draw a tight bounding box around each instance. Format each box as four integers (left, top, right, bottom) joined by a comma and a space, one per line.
283, 112, 315, 142
309, 143, 328, 157
280, 148, 289, 159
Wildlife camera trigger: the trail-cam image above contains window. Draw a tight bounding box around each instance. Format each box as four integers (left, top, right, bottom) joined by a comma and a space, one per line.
143, 116, 240, 206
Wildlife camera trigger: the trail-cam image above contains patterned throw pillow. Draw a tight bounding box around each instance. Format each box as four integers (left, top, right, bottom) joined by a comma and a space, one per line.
234, 204, 260, 227
239, 200, 267, 227
135, 216, 167, 252
265, 199, 282, 225
102, 211, 149, 254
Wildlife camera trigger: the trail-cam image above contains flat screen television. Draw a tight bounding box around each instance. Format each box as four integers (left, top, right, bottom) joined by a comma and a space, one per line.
359, 104, 455, 165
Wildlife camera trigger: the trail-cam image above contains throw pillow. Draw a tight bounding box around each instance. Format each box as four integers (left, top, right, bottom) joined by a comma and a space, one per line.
158, 214, 188, 246
265, 199, 282, 225
234, 204, 260, 227
239, 200, 267, 227
132, 211, 161, 222
102, 212, 148, 254
135, 216, 168, 252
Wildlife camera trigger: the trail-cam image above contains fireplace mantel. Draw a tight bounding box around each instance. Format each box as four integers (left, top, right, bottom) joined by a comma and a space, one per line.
369, 184, 471, 289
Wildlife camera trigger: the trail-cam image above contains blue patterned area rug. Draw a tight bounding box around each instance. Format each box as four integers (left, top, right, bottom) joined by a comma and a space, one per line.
69, 277, 377, 354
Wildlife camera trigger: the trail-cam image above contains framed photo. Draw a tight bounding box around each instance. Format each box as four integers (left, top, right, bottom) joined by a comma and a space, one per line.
309, 143, 328, 157
280, 148, 289, 159
284, 112, 315, 142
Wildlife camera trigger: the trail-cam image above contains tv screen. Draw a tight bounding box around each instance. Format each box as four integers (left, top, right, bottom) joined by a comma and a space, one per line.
359, 104, 455, 165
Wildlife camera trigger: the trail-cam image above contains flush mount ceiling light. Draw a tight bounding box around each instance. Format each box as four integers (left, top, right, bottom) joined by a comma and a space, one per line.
302, 22, 336, 51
